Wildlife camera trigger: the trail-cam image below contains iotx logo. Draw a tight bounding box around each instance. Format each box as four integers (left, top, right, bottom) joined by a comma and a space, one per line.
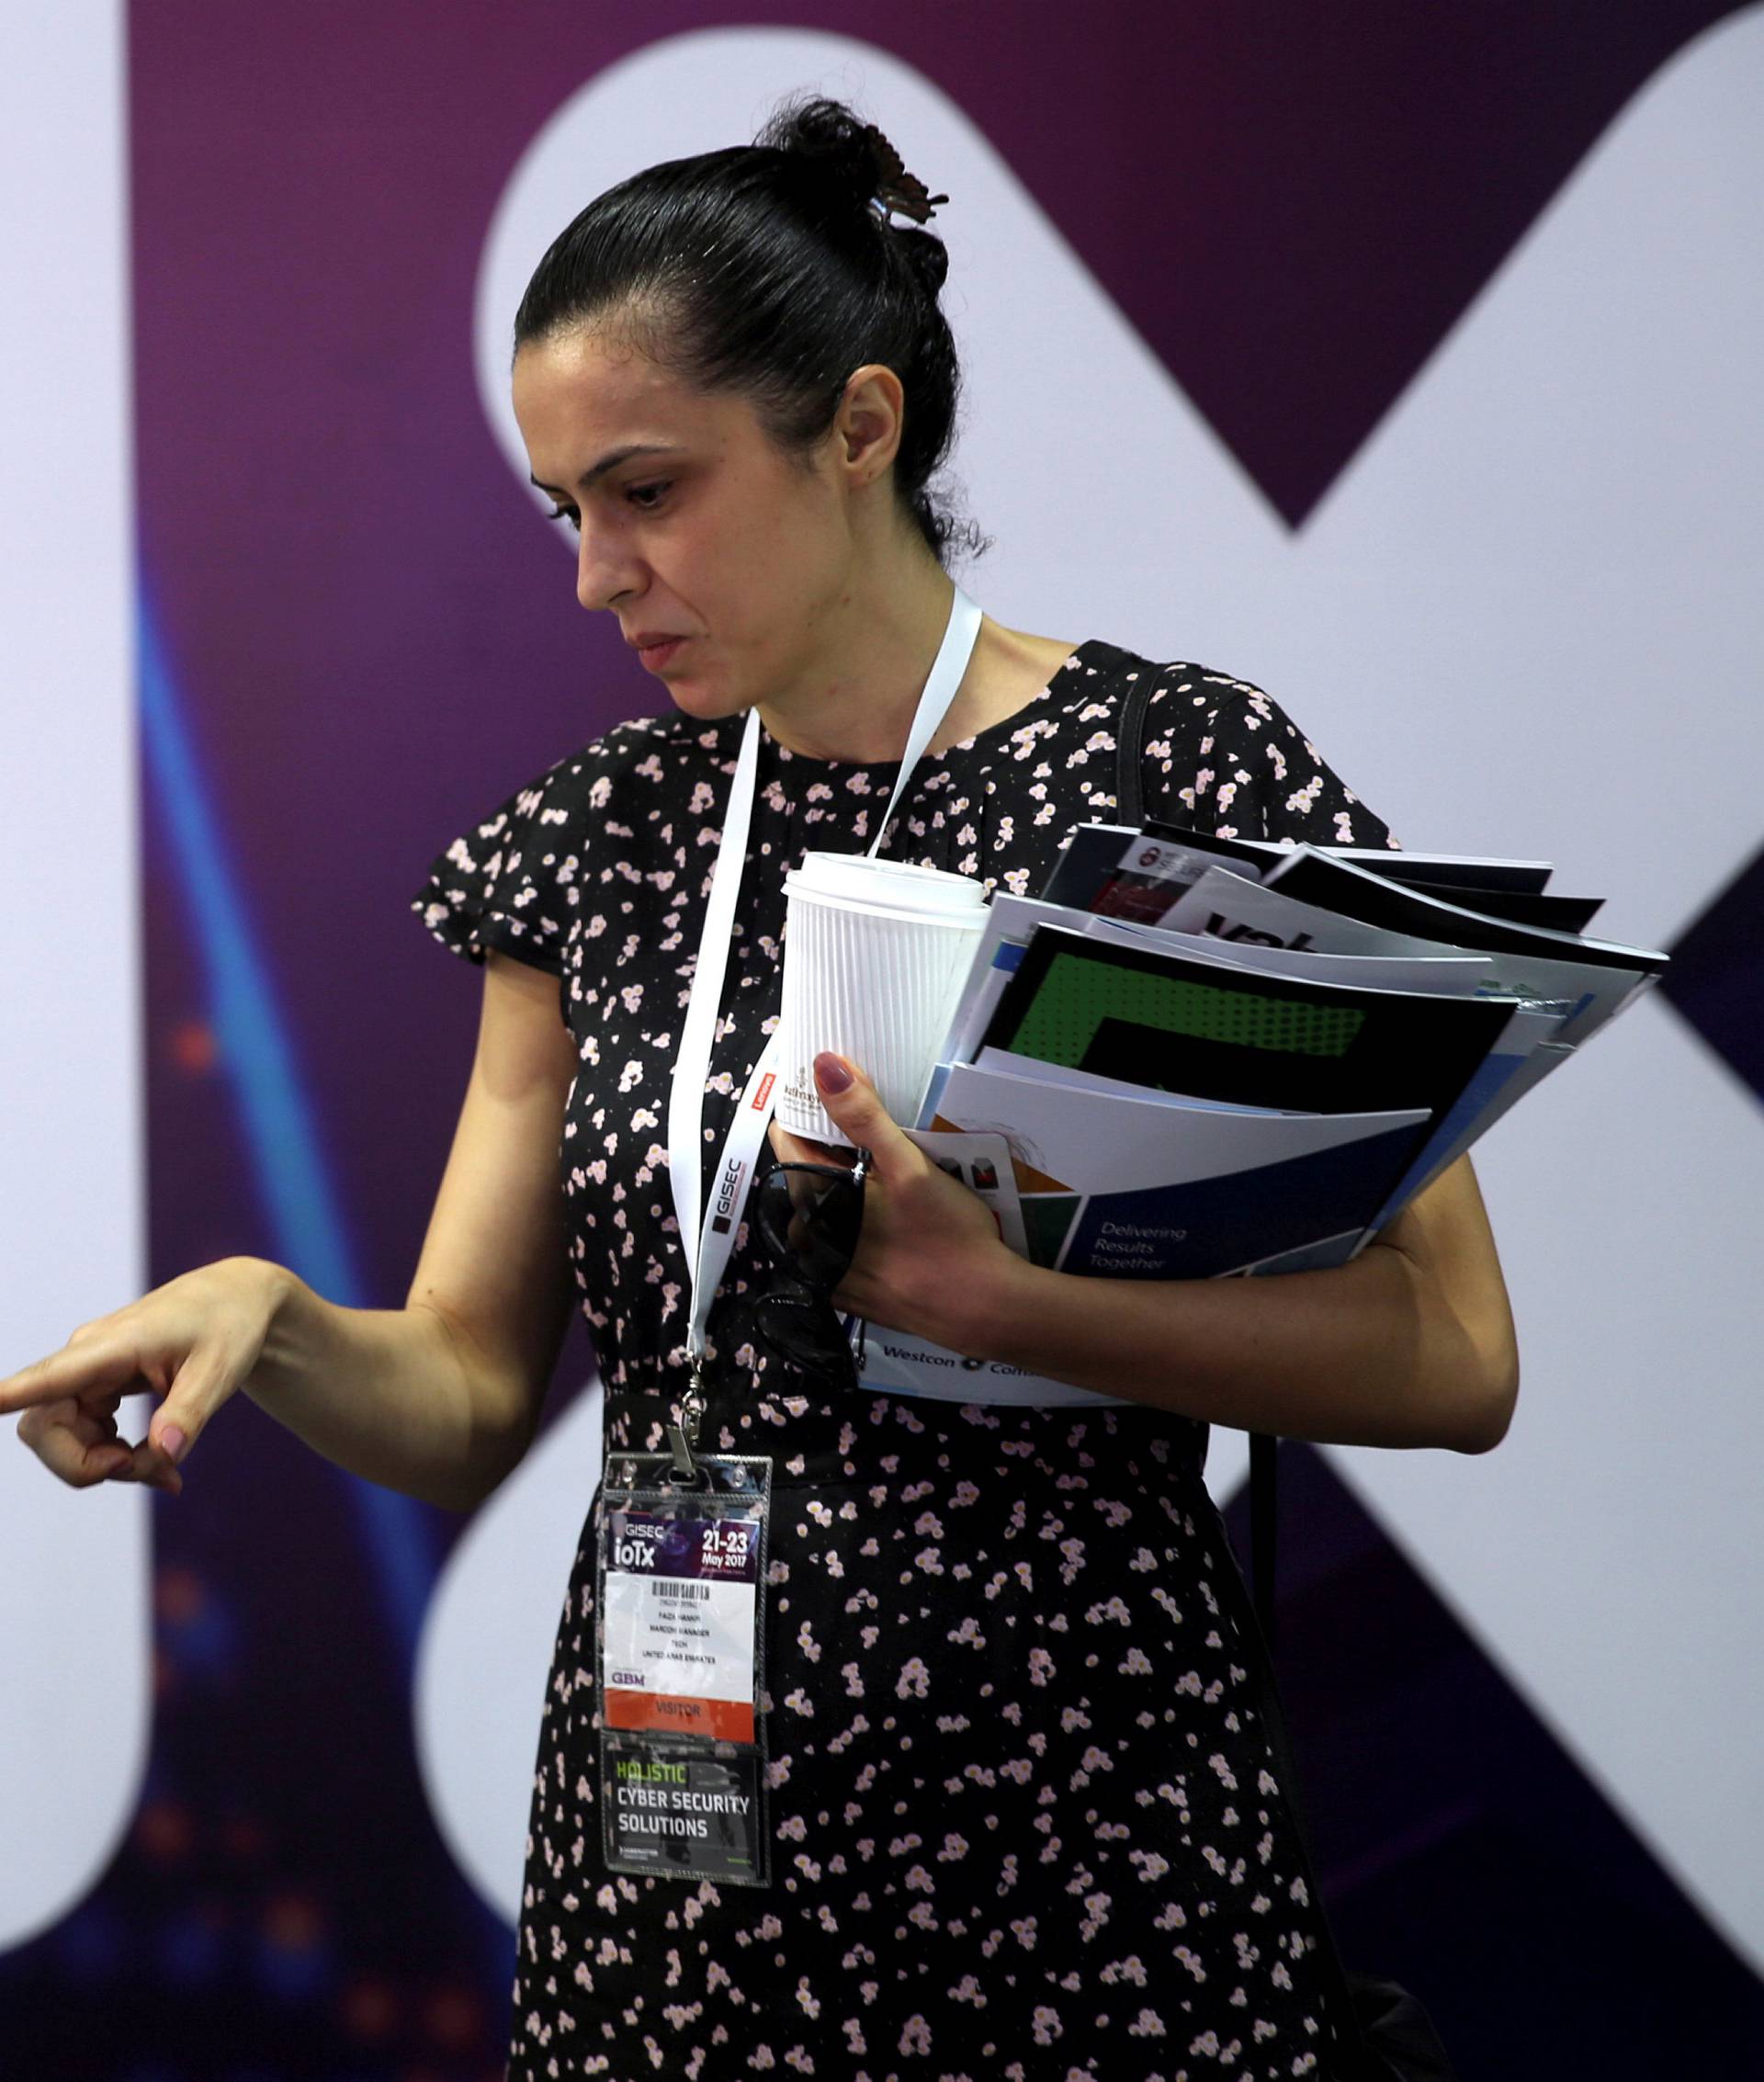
709, 1154, 748, 1236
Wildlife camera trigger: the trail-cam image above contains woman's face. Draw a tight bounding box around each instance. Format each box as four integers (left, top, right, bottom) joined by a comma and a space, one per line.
513, 325, 862, 722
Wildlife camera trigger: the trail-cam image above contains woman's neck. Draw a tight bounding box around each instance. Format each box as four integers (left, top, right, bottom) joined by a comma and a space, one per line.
756, 567, 1073, 764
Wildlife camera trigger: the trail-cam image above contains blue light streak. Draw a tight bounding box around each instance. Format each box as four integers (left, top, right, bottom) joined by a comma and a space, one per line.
137, 596, 435, 1665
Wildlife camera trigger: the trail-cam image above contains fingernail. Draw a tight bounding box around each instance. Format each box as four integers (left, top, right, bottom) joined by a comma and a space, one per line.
159, 1424, 187, 1465
814, 1052, 852, 1093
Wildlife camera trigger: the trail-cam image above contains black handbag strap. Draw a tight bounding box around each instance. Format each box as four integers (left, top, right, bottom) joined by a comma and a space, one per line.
1113, 677, 1282, 1648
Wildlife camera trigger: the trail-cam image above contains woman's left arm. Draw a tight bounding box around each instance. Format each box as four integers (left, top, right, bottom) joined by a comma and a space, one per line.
778, 1054, 1519, 1457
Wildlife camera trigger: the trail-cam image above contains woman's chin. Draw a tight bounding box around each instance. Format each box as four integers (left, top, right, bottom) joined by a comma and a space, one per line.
663, 672, 750, 726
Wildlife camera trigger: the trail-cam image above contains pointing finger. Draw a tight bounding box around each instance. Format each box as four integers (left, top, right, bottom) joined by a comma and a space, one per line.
0, 1333, 153, 1417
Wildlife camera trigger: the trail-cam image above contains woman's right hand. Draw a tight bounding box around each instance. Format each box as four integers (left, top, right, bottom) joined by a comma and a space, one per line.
1, 1256, 290, 1498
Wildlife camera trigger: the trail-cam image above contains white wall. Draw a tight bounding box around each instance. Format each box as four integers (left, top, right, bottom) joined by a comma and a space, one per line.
0, 0, 152, 1950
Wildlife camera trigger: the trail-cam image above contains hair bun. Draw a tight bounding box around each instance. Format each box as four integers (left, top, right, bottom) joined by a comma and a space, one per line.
760, 96, 949, 228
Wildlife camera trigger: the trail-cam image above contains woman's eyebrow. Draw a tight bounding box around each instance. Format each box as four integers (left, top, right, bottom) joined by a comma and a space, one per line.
529, 444, 685, 498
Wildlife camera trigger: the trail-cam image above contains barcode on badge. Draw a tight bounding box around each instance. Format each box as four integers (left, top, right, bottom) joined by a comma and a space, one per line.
650, 1578, 711, 1601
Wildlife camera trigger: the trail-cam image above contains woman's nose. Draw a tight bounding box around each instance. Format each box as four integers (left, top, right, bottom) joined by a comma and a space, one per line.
575, 524, 639, 614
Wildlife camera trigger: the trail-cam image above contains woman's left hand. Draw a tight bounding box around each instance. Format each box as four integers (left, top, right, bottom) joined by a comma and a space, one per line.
765, 1052, 1020, 1353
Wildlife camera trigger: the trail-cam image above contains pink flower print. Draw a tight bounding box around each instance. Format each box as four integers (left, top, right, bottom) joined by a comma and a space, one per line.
1208, 1752, 1239, 1791
841, 1661, 864, 1698
1058, 1704, 1091, 1733
782, 2048, 815, 2075
841, 2019, 866, 2055
913, 1546, 944, 1575
949, 1974, 985, 2007
1175, 1946, 1207, 1983
782, 1689, 814, 1716
616, 1060, 643, 1093
937, 1831, 970, 1861
794, 1977, 820, 2019
776, 1814, 808, 1842
947, 1614, 986, 1650
796, 1620, 820, 1663
1001, 1757, 1035, 1785
1010, 1916, 1038, 1951
1084, 1595, 1131, 1626
896, 1657, 930, 1700
1128, 2008, 1167, 2038
1028, 1646, 1057, 1687
1216, 781, 1238, 813
898, 2015, 932, 2056
1079, 1744, 1113, 1774
1130, 1850, 1170, 1883
904, 1863, 934, 1894
1286, 776, 1323, 815
1119, 1646, 1152, 1675
1030, 2005, 1062, 2044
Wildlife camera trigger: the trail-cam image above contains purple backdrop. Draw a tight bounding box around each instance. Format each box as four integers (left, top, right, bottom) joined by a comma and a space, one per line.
2, 4, 1758, 2075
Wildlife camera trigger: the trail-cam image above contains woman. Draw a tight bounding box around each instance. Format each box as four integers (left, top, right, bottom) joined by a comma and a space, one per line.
3, 96, 1516, 2078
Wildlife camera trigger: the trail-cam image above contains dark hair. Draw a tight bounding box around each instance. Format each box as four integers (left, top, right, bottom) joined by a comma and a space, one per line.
512, 94, 988, 569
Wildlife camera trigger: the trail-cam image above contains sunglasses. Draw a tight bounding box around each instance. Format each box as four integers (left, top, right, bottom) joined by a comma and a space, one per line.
752, 1149, 871, 1388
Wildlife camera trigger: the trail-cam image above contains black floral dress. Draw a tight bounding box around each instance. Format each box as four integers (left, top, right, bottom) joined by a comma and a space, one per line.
413, 640, 1395, 2081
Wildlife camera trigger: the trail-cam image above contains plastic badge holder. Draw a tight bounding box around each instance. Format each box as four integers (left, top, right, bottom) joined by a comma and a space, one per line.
595, 1454, 773, 1887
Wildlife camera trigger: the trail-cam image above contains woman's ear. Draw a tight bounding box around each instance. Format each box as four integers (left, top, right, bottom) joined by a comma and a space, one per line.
835, 363, 905, 483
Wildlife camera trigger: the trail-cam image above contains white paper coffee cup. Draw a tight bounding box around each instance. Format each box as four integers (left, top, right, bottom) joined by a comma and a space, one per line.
775, 853, 988, 1146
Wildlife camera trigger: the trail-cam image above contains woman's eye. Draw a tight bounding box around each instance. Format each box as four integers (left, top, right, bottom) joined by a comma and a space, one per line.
547, 504, 582, 533
626, 481, 671, 512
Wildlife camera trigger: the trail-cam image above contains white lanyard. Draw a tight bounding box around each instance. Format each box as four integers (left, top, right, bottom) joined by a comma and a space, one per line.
664, 586, 984, 1435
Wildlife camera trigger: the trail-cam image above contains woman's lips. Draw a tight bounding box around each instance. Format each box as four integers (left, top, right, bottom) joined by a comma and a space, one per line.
638, 637, 687, 672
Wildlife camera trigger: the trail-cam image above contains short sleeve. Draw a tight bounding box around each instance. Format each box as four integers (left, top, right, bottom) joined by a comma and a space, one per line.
1139, 667, 1399, 851
411, 751, 590, 975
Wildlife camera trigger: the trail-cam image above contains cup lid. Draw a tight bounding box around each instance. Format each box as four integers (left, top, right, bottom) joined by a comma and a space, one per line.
788, 850, 988, 914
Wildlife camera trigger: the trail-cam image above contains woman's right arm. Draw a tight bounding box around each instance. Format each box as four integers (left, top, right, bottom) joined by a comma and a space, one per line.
3, 951, 581, 1513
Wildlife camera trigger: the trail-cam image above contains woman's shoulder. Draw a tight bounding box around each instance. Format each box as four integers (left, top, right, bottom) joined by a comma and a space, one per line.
412, 710, 736, 971
1074, 640, 1393, 847
479, 708, 740, 822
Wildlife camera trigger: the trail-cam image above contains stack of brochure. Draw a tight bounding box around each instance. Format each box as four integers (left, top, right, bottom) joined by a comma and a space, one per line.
856, 816, 1668, 1403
